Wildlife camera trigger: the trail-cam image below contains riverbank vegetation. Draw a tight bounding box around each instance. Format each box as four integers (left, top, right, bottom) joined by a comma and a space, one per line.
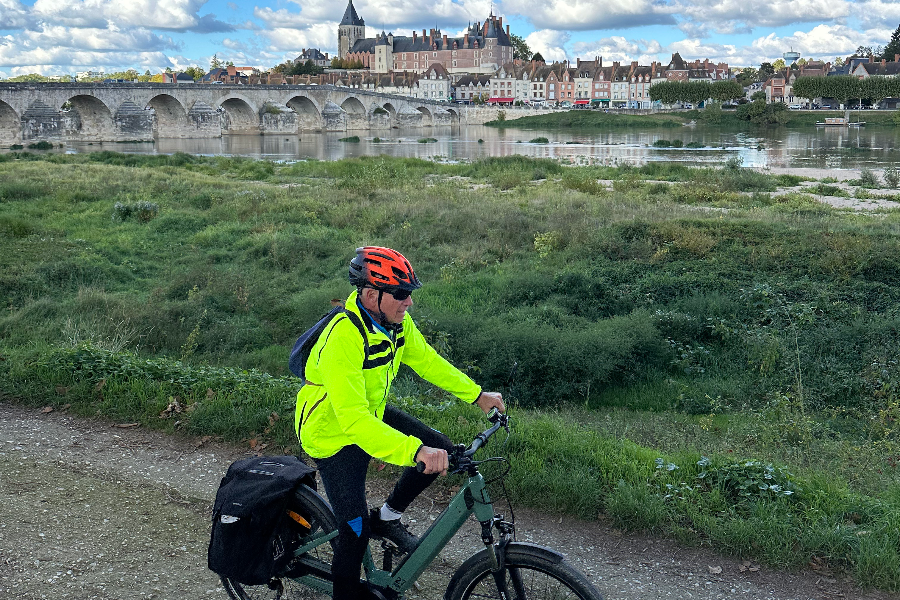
2, 151, 900, 590
490, 105, 898, 130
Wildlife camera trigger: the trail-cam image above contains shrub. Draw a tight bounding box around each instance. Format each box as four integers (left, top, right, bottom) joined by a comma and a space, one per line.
529, 137, 549, 143
883, 165, 899, 189
112, 200, 160, 222
338, 136, 360, 142
653, 139, 673, 147
27, 141, 54, 150
700, 103, 723, 124
418, 138, 438, 143
858, 168, 880, 188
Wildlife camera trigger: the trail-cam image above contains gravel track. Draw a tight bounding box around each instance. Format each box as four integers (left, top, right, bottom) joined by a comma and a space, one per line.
1, 402, 896, 600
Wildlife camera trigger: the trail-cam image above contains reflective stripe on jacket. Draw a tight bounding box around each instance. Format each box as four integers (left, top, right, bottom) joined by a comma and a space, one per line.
294, 290, 481, 466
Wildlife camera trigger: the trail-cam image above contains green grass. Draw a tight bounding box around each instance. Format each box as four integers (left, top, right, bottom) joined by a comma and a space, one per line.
2, 151, 900, 589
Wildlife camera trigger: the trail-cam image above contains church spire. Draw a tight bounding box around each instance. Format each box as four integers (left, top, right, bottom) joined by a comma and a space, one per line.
340, 0, 365, 26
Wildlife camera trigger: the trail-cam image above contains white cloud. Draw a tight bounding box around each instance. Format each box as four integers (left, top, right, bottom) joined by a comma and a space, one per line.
261, 23, 338, 54
0, 0, 34, 29
855, 1, 900, 30
358, 0, 491, 29
525, 29, 570, 62
672, 0, 849, 35
30, 0, 233, 32
749, 24, 863, 61
501, 0, 675, 31
572, 36, 663, 64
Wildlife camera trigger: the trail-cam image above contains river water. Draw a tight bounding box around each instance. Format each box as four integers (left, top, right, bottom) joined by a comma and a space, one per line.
57, 122, 900, 170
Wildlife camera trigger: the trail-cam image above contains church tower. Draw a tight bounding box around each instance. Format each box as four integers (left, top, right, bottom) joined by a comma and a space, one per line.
338, 0, 366, 59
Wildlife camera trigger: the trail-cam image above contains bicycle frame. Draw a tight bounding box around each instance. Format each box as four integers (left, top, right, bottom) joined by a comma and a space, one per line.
291, 468, 497, 597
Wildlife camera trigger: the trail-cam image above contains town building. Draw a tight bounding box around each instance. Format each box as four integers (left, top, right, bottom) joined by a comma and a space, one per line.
295, 49, 331, 68
413, 63, 451, 100
338, 0, 514, 74
454, 74, 491, 103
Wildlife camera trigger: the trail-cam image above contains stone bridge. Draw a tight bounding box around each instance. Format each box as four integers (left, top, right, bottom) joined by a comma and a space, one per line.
0, 83, 502, 144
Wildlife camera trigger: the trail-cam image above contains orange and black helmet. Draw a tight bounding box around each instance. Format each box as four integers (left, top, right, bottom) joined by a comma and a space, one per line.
349, 246, 422, 292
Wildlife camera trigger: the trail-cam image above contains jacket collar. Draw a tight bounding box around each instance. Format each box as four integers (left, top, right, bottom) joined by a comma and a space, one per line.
346, 290, 404, 338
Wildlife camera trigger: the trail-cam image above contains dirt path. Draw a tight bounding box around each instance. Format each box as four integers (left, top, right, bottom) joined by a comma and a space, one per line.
1, 402, 896, 600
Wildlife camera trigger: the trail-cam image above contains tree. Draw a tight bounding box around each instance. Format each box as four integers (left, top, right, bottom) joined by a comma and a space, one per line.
210, 54, 223, 70
884, 24, 900, 61
532, 52, 545, 63
758, 62, 775, 80
772, 58, 786, 71
855, 45, 874, 57
710, 80, 745, 103
735, 67, 757, 87
184, 66, 206, 80
510, 34, 532, 61
751, 90, 767, 101
833, 56, 845, 67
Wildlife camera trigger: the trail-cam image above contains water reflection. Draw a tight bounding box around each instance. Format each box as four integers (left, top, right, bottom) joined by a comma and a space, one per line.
47, 123, 900, 169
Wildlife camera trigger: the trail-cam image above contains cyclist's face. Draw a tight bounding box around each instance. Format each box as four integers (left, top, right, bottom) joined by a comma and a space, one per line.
379, 289, 413, 324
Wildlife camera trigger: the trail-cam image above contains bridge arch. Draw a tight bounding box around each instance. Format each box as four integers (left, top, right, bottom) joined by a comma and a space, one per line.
218, 95, 259, 133
146, 94, 188, 137
286, 95, 323, 131
369, 101, 394, 128
444, 107, 460, 125
416, 106, 433, 126
340, 96, 367, 130
0, 100, 20, 143
64, 95, 115, 139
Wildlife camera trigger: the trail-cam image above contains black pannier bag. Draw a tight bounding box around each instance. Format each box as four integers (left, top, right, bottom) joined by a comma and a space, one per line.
208, 455, 317, 585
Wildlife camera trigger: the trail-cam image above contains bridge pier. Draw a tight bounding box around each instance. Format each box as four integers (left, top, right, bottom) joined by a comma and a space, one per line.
21, 102, 67, 141
260, 102, 298, 134
322, 102, 346, 131
114, 101, 155, 141
184, 102, 222, 138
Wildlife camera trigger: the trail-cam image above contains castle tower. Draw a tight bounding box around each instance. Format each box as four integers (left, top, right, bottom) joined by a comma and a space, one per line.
338, 0, 366, 59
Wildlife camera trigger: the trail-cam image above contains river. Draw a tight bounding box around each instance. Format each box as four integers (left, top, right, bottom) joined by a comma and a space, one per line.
46, 122, 900, 170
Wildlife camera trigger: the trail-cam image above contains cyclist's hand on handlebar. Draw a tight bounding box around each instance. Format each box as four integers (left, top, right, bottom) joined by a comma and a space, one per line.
415, 446, 449, 476
476, 391, 505, 415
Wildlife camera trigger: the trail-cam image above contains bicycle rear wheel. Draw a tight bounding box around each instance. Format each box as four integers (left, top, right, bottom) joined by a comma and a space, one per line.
221, 484, 338, 600
445, 544, 603, 600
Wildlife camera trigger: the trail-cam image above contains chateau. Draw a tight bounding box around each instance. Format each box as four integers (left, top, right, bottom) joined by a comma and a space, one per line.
337, 0, 514, 75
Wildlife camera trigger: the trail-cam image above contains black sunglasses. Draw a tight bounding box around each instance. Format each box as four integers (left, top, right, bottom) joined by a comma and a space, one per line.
388, 288, 413, 301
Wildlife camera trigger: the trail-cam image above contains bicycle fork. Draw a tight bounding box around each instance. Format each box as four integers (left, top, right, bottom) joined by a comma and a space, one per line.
480, 516, 516, 599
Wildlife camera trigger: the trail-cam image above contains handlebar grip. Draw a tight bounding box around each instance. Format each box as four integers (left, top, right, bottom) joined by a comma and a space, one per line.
415, 461, 426, 473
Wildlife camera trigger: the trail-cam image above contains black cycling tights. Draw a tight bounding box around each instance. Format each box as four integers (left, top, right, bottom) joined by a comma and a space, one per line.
314, 405, 454, 600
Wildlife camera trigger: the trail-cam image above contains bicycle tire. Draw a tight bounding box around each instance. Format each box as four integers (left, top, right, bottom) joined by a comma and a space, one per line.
221, 484, 338, 600
444, 543, 603, 600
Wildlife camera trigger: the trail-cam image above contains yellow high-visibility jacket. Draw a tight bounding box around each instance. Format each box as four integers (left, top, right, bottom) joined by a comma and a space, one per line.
294, 290, 481, 466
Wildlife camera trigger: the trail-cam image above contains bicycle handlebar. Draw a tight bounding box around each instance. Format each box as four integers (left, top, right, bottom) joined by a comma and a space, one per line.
415, 409, 509, 473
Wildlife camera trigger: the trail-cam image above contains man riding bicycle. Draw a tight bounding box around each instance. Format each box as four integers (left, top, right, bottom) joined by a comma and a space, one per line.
294, 246, 505, 600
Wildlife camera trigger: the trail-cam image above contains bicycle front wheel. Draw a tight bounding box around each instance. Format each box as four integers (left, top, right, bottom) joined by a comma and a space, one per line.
445, 543, 603, 600
221, 484, 338, 600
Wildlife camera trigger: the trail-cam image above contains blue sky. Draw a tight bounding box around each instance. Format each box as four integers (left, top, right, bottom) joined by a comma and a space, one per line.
1, 0, 898, 78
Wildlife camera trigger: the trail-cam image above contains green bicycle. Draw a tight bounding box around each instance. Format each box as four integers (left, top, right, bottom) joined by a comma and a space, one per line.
220, 411, 604, 600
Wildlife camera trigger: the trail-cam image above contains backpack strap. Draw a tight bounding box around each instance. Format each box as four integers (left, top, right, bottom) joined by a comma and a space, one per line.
340, 309, 369, 364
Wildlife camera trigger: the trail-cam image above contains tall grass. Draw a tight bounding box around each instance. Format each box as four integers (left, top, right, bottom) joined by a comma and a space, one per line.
3, 151, 900, 588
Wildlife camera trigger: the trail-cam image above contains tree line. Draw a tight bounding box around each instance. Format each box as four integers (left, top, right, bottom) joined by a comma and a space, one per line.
792, 75, 900, 106
648, 80, 745, 105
